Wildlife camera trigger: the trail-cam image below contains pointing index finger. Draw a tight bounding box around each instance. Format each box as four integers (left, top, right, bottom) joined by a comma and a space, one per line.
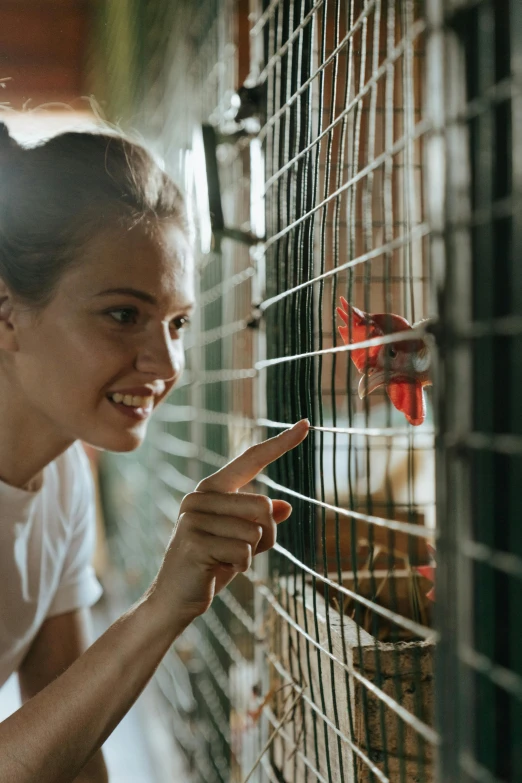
196, 419, 309, 493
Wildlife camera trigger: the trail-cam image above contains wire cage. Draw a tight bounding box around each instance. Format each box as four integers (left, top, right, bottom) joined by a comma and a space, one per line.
254, 2, 436, 781
93, 1, 522, 782
98, 1, 264, 779
433, 1, 522, 781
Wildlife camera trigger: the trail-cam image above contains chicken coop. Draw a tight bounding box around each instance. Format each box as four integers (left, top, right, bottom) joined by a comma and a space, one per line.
93, 1, 522, 781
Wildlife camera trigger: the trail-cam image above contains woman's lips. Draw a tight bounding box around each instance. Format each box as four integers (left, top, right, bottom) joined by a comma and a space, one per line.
106, 396, 154, 421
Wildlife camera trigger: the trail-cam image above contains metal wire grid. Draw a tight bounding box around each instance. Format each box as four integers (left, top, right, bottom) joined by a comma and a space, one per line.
253, 1, 437, 781
432, 1, 522, 781
156, 7, 261, 781
98, 0, 442, 781
99, 2, 265, 781
95, 1, 518, 781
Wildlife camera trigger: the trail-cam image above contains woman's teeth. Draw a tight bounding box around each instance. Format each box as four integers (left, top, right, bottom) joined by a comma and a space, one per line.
109, 393, 154, 408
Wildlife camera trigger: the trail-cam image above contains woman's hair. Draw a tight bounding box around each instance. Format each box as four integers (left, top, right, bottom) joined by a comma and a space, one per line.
0, 122, 191, 306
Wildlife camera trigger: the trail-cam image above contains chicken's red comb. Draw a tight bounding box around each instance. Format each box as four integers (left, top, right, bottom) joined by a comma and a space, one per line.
336, 297, 419, 368
336, 297, 384, 373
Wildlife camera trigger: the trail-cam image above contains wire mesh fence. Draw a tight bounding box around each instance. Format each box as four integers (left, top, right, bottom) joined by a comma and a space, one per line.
95, 0, 521, 781
100, 2, 262, 780
255, 2, 436, 781
433, 1, 522, 781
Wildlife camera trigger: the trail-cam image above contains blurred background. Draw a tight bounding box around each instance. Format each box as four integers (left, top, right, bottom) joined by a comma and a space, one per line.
1, 1, 521, 782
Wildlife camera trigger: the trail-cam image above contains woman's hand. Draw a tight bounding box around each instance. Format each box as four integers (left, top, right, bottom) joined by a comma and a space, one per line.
151, 419, 309, 624
0, 421, 308, 783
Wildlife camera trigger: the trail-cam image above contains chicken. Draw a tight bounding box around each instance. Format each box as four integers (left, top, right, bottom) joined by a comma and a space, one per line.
336, 297, 432, 426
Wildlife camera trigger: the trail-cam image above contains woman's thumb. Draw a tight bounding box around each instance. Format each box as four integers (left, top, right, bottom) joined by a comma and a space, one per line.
272, 499, 293, 523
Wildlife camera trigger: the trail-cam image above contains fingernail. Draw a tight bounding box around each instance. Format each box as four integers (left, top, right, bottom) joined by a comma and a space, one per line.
293, 418, 309, 428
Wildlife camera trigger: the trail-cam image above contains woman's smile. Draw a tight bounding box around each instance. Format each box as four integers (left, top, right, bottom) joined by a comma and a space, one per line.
106, 384, 164, 420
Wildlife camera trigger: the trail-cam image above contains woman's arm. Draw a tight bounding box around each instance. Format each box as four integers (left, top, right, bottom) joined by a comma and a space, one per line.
1, 594, 179, 782
0, 419, 308, 783
18, 609, 110, 783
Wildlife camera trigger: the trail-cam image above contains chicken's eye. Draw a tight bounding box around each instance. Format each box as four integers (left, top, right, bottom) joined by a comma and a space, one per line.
386, 346, 398, 359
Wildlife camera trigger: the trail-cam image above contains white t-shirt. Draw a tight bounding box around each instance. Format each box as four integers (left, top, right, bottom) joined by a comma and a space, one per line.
0, 442, 103, 688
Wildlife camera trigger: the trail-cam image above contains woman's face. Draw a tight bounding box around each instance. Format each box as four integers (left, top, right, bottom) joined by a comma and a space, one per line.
12, 220, 195, 452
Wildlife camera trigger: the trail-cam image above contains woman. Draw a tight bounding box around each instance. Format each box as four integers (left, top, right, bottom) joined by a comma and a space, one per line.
0, 122, 308, 782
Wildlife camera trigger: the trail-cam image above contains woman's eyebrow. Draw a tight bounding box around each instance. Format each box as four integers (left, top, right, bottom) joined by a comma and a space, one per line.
95, 287, 157, 304
94, 287, 196, 312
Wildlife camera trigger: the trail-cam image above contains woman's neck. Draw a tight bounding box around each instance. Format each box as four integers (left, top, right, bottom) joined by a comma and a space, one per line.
0, 366, 73, 490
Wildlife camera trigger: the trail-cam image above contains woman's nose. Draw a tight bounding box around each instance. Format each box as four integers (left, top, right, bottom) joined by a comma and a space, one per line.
134, 324, 183, 381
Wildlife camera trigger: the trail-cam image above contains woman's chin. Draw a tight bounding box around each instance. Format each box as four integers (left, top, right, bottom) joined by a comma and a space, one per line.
108, 436, 145, 453
86, 424, 148, 453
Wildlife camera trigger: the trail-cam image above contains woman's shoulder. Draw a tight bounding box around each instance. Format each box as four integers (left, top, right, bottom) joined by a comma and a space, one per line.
51, 443, 95, 519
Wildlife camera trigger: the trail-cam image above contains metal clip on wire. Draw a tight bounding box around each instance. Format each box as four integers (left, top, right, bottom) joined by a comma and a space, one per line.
233, 83, 266, 123
246, 304, 263, 329
202, 124, 264, 246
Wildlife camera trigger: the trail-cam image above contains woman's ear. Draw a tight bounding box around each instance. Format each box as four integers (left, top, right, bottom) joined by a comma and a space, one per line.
0, 281, 19, 352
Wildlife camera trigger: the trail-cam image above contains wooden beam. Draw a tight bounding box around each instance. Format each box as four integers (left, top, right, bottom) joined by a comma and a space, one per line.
0, 0, 92, 107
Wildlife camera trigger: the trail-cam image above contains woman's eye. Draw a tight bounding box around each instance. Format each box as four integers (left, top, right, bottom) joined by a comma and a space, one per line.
171, 316, 191, 331
108, 308, 139, 325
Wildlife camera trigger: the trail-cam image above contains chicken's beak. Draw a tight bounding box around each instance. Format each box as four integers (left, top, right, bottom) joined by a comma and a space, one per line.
357, 369, 388, 399
358, 367, 431, 399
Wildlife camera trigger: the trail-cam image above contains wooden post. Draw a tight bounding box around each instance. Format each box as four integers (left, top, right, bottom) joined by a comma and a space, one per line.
268, 578, 435, 782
